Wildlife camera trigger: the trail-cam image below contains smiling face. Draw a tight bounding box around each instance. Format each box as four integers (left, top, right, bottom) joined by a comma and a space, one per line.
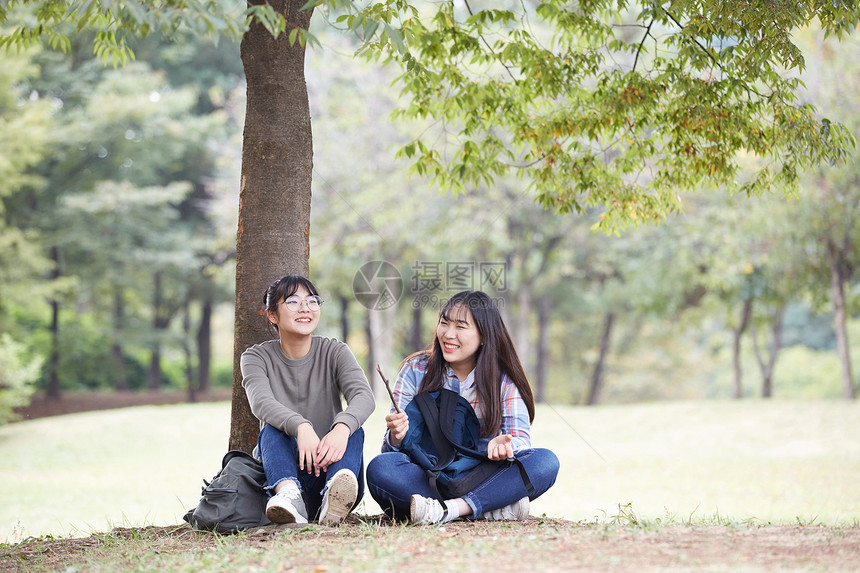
267, 285, 320, 339
436, 303, 483, 377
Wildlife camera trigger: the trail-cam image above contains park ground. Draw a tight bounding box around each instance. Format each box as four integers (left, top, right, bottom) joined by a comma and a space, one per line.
4, 393, 860, 571
2, 517, 860, 572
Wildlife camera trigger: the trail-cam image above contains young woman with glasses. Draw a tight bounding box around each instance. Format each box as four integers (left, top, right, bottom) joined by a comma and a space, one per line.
240, 275, 375, 525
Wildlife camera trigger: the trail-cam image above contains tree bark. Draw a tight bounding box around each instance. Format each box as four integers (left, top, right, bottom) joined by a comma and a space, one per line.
587, 312, 614, 406
229, 0, 315, 453
535, 296, 550, 403
826, 241, 856, 400
732, 299, 753, 399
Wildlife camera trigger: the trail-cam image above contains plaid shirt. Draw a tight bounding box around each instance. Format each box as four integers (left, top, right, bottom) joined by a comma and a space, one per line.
383, 353, 531, 454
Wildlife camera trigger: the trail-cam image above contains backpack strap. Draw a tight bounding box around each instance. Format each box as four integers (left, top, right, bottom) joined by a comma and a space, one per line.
438, 389, 536, 496
414, 392, 455, 509
437, 389, 463, 445
414, 392, 456, 470
512, 457, 535, 495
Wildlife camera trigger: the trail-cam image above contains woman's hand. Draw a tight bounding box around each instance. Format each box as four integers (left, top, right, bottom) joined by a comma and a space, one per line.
316, 423, 350, 472
296, 422, 321, 475
487, 434, 514, 461
386, 411, 409, 446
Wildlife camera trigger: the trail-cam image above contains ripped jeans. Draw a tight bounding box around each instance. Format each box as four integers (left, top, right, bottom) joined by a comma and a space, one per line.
258, 424, 365, 520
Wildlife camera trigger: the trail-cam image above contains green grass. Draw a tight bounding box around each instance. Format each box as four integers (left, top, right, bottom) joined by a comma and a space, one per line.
1, 399, 859, 543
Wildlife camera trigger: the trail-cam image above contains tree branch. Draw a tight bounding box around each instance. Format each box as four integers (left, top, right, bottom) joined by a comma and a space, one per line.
661, 8, 722, 70
633, 18, 655, 73
463, 0, 517, 82
660, 7, 768, 99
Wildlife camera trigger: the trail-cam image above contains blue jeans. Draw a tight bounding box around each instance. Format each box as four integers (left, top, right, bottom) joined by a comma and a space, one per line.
258, 424, 365, 520
366, 448, 559, 519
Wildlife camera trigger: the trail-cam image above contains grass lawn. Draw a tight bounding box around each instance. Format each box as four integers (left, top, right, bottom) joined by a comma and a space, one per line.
1, 399, 858, 543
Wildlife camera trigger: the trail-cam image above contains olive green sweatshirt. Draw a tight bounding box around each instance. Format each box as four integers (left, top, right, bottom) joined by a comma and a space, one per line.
240, 337, 375, 436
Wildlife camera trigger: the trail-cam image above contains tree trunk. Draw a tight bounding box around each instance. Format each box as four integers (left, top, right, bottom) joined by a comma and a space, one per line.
732, 299, 753, 399
229, 0, 315, 453
411, 303, 424, 352
197, 297, 212, 393
182, 297, 197, 403
112, 288, 130, 392
46, 246, 61, 400
148, 271, 163, 392
147, 350, 162, 392
365, 310, 376, 390
826, 242, 856, 400
516, 282, 531, 375
587, 312, 614, 406
750, 305, 786, 399
535, 296, 550, 403
498, 252, 514, 327
339, 294, 350, 342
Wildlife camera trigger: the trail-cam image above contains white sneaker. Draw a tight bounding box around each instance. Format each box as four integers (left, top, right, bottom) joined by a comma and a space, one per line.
266, 483, 309, 524
479, 497, 529, 521
410, 494, 447, 525
319, 469, 358, 525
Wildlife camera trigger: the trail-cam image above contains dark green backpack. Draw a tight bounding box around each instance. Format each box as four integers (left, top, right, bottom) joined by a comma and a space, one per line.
184, 450, 272, 534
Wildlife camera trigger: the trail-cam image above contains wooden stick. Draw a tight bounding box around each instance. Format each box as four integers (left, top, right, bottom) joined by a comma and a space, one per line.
376, 364, 401, 413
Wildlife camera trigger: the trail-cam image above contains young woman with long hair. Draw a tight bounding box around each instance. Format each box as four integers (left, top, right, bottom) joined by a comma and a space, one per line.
366, 290, 559, 524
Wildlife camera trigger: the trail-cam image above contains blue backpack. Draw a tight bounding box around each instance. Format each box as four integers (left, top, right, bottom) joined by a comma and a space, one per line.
399, 389, 533, 501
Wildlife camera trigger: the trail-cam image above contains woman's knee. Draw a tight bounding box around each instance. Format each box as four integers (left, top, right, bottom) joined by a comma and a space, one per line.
538, 448, 560, 474
521, 448, 560, 493
259, 424, 297, 455
366, 452, 394, 484
366, 452, 413, 491
347, 427, 365, 448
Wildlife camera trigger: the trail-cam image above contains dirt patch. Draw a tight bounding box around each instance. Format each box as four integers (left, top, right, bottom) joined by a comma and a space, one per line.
13, 388, 233, 421
3, 518, 859, 572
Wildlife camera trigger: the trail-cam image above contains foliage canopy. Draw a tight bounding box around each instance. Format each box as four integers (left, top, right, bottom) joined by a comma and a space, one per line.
3, 0, 859, 231
320, 0, 860, 230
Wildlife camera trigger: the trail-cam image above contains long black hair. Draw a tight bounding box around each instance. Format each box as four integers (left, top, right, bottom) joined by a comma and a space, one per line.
262, 275, 320, 334
417, 290, 535, 437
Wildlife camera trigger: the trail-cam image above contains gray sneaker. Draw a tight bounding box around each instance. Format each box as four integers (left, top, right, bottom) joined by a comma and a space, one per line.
319, 469, 358, 525
479, 497, 529, 521
266, 485, 309, 524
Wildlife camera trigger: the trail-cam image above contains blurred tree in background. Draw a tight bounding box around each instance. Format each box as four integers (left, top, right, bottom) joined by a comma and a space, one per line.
1, 31, 240, 402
